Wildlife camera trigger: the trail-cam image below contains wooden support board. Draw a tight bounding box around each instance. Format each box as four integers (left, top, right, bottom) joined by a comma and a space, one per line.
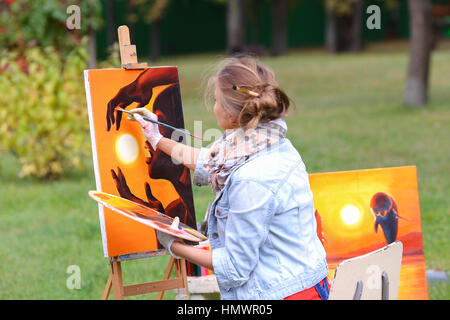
102, 256, 189, 300
118, 25, 148, 69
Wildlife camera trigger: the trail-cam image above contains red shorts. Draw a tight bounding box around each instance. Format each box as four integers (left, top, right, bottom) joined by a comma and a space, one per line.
284, 278, 331, 300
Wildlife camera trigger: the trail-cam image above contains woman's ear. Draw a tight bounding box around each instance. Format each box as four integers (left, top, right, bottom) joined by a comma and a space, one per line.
228, 114, 240, 129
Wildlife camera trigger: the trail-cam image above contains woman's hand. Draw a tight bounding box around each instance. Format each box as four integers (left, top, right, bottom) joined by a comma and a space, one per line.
156, 230, 213, 270
129, 107, 202, 171
156, 230, 182, 259
129, 108, 163, 149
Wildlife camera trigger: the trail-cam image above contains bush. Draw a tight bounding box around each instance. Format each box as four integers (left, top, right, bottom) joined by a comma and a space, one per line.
0, 44, 91, 179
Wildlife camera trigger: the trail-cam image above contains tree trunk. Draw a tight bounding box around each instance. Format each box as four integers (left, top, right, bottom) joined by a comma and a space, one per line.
88, 28, 97, 69
149, 20, 160, 62
404, 0, 433, 107
271, 0, 288, 56
227, 0, 245, 54
127, 1, 136, 36
386, 4, 400, 40
325, 8, 338, 53
325, 2, 363, 53
351, 0, 364, 52
106, 0, 116, 46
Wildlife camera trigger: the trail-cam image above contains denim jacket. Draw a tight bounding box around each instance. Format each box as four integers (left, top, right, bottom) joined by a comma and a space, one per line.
193, 135, 328, 300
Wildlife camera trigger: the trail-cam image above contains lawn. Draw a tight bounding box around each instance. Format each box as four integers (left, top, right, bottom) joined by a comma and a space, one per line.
0, 41, 448, 299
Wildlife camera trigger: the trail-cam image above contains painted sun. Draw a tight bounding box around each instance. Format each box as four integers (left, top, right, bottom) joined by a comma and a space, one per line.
340, 204, 361, 226
115, 134, 139, 165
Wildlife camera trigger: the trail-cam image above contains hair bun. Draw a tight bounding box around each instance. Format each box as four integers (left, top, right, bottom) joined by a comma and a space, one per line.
205, 56, 292, 130
238, 83, 290, 129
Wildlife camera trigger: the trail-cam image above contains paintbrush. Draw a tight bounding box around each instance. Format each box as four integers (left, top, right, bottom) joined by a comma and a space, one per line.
116, 107, 203, 141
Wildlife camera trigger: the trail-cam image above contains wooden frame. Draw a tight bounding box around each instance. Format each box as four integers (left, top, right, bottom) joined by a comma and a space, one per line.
100, 25, 189, 300
102, 256, 189, 300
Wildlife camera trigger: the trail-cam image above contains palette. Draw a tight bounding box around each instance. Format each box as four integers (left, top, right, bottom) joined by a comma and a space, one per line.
88, 190, 207, 242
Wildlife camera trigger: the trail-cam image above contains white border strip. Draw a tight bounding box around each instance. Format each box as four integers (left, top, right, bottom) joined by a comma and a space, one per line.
84, 70, 109, 257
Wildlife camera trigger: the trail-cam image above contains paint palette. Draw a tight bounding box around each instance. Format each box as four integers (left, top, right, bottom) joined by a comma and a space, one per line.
88, 190, 207, 242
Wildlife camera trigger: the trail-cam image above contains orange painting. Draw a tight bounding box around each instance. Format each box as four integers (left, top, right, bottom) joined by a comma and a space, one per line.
84, 67, 198, 264
309, 166, 428, 299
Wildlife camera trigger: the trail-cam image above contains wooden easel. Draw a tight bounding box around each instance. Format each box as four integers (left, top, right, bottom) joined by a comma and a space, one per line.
117, 25, 148, 69
101, 25, 189, 300
102, 255, 189, 300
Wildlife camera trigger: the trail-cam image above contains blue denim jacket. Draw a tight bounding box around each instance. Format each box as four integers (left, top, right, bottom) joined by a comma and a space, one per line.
193, 137, 328, 300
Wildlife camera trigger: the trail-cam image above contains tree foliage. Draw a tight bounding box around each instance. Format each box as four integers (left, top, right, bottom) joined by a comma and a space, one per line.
0, 0, 103, 179
324, 0, 399, 16
0, 43, 91, 179
0, 0, 102, 54
126, 0, 171, 24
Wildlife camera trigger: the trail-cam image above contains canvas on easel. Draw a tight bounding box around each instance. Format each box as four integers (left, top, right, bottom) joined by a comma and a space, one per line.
309, 165, 428, 299
84, 26, 199, 299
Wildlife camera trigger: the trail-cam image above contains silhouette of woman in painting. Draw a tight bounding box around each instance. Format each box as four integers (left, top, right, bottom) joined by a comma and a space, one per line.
105, 68, 197, 235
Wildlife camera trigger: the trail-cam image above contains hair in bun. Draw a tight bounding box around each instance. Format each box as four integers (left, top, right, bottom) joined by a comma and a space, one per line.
204, 56, 292, 130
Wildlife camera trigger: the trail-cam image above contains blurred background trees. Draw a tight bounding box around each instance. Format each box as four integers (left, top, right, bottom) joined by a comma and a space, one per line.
0, 0, 449, 179
0, 0, 102, 179
324, 0, 365, 52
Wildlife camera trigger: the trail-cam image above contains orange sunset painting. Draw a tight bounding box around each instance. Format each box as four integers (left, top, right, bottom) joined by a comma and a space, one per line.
309, 165, 428, 299
84, 67, 198, 276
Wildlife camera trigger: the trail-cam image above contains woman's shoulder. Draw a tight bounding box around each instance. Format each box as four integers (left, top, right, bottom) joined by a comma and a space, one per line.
230, 138, 306, 189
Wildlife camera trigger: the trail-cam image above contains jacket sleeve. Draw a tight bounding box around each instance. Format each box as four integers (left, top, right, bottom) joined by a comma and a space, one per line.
192, 147, 211, 186
212, 179, 276, 290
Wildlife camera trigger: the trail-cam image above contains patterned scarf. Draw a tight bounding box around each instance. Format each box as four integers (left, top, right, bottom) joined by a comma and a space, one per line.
204, 118, 287, 193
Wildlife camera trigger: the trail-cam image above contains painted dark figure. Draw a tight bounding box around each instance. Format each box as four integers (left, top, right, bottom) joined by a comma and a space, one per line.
106, 68, 198, 274
370, 192, 406, 244
106, 67, 178, 131
315, 210, 326, 246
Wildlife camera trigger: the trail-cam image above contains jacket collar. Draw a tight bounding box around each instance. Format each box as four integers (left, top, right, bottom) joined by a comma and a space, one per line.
213, 138, 288, 199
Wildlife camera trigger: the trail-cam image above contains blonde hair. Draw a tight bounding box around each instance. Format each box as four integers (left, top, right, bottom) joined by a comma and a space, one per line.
204, 56, 291, 130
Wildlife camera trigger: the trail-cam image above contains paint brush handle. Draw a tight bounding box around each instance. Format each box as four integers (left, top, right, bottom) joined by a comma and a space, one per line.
117, 107, 202, 140
141, 115, 203, 141
141, 115, 178, 131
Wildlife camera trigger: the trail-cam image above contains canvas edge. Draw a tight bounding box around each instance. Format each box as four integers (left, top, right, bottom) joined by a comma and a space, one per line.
309, 165, 418, 177
84, 70, 109, 258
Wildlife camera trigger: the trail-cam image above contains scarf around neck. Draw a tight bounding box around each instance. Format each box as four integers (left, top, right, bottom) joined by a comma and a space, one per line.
203, 118, 287, 193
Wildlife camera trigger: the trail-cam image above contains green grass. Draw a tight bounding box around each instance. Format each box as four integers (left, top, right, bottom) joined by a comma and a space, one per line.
0, 41, 449, 299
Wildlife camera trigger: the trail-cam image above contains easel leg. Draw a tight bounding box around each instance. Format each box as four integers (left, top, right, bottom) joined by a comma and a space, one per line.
179, 259, 190, 299
102, 271, 113, 300
174, 258, 189, 299
157, 256, 176, 300
111, 259, 125, 300
101, 254, 190, 300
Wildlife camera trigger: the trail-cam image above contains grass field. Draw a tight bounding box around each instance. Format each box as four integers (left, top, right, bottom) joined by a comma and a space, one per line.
0, 41, 449, 299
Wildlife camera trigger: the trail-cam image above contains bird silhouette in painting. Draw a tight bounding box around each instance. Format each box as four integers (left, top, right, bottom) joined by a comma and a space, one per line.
370, 192, 407, 244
